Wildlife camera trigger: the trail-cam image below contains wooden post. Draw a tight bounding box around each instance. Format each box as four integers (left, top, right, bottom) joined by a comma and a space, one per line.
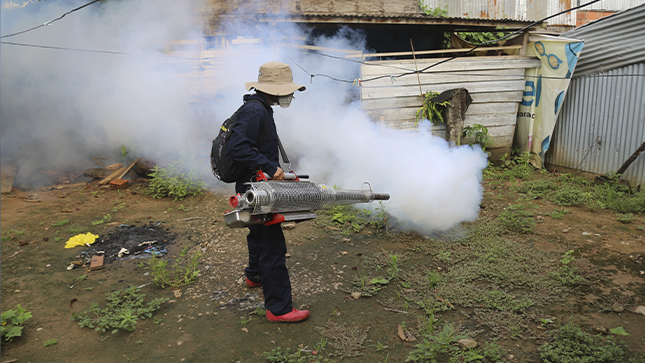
410, 39, 424, 98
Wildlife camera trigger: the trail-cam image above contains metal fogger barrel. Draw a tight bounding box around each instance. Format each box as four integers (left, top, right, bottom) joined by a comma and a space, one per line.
224, 181, 390, 228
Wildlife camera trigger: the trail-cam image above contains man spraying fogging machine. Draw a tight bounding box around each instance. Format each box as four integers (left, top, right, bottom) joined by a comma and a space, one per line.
211, 61, 389, 323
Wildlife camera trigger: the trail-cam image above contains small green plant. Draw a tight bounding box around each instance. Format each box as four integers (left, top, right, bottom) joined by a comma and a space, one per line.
435, 251, 451, 262
91, 214, 112, 226
419, 1, 448, 17
153, 316, 164, 325
314, 336, 328, 351
111, 203, 126, 213
77, 274, 87, 281
43, 339, 58, 347
462, 124, 493, 150
615, 213, 636, 224
609, 326, 629, 336
498, 207, 535, 234
254, 307, 267, 317
136, 339, 143, 346
387, 254, 401, 280
85, 287, 94, 291
148, 247, 201, 288
239, 315, 251, 327
146, 163, 206, 201
416, 91, 450, 125
55, 237, 63, 242
71, 286, 168, 333
51, 219, 70, 227
177, 204, 191, 212
372, 340, 388, 351
39, 222, 44, 226
1, 304, 32, 343
426, 271, 443, 289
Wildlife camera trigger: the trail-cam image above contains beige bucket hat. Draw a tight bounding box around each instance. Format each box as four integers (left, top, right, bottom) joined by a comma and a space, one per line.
245, 61, 306, 96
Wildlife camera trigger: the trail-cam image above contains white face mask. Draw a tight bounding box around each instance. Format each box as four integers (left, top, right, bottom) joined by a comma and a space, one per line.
278, 93, 294, 108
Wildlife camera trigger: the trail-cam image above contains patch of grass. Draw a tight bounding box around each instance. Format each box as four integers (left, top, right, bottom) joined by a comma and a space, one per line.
91, 214, 112, 226
153, 317, 163, 325
51, 219, 70, 227
498, 207, 535, 234
316, 321, 369, 359
254, 307, 267, 317
551, 250, 584, 286
43, 339, 58, 347
550, 208, 570, 219
71, 286, 168, 333
516, 179, 558, 199
406, 324, 468, 362
548, 185, 589, 206
482, 290, 534, 313
67, 225, 85, 234
111, 203, 126, 213
325, 203, 389, 234
538, 321, 625, 363
148, 247, 201, 289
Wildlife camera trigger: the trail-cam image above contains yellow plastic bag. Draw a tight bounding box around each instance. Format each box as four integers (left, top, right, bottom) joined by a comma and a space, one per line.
64, 233, 99, 249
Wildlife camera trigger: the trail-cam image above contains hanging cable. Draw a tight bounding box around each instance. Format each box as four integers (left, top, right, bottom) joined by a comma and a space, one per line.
1, 0, 101, 39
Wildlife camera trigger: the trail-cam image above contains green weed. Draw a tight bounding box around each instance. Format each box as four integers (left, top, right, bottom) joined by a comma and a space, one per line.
549, 185, 589, 206
111, 203, 126, 213
254, 307, 267, 317
43, 339, 58, 347
67, 226, 85, 234
1, 304, 32, 343
498, 207, 535, 234
148, 247, 201, 288
146, 163, 206, 201
551, 250, 584, 286
71, 286, 168, 333
91, 214, 112, 226
406, 324, 467, 362
239, 315, 251, 327
615, 213, 636, 224
550, 208, 570, 219
153, 316, 163, 325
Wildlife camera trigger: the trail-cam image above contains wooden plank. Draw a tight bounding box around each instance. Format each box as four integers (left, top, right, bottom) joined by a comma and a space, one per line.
383, 124, 515, 148
347, 45, 523, 59
365, 102, 518, 122
363, 68, 526, 88
360, 57, 541, 76
278, 42, 362, 55
369, 109, 518, 127
361, 91, 522, 110
361, 80, 526, 100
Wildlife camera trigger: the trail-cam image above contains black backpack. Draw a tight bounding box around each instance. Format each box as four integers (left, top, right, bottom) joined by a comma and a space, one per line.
211, 99, 269, 183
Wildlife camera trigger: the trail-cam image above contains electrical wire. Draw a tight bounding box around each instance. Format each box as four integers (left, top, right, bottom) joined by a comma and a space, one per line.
0, 41, 142, 56
1, 0, 102, 39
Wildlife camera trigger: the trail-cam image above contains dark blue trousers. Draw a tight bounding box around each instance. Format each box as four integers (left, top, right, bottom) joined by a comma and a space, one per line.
245, 223, 293, 316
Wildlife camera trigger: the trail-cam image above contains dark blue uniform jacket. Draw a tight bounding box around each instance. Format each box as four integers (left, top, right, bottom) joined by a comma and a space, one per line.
226, 94, 281, 194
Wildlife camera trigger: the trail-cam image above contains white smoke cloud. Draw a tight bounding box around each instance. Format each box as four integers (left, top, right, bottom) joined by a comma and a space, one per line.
1, 0, 488, 233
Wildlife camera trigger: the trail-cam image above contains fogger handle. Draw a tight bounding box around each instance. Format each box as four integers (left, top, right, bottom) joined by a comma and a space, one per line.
262, 172, 309, 180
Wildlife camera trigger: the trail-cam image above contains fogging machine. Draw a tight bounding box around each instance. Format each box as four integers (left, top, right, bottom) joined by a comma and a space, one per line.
224, 171, 390, 228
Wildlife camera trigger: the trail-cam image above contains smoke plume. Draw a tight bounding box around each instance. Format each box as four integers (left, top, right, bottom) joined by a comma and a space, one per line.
1, 0, 488, 233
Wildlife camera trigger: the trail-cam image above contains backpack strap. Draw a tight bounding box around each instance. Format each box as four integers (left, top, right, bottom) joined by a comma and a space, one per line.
245, 98, 293, 172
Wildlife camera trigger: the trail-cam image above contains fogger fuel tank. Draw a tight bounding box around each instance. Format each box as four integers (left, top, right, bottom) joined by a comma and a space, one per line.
224, 180, 390, 228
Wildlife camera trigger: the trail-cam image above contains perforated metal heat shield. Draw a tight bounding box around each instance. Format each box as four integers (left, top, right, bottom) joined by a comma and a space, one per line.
244, 181, 389, 215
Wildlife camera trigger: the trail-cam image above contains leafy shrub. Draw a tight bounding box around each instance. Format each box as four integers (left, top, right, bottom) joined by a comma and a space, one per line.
1, 304, 32, 343
146, 162, 206, 201
615, 213, 637, 224
71, 286, 167, 333
516, 179, 558, 199
539, 322, 625, 363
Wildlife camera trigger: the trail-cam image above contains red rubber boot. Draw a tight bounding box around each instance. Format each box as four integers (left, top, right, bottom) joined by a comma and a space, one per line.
266, 309, 310, 323
245, 278, 262, 288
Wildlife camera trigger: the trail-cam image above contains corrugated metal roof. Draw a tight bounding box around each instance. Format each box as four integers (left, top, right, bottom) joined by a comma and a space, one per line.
546, 62, 645, 186
563, 3, 645, 76
258, 12, 535, 28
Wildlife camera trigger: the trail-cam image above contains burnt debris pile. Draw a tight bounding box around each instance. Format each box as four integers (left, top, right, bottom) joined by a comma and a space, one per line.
80, 222, 176, 264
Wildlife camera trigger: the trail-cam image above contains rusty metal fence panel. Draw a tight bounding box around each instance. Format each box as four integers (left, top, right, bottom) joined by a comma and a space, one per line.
546, 62, 645, 186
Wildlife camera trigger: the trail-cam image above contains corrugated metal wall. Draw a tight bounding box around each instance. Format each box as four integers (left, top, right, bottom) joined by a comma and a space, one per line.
563, 4, 645, 77
420, 0, 574, 25
421, 0, 645, 26
546, 63, 645, 186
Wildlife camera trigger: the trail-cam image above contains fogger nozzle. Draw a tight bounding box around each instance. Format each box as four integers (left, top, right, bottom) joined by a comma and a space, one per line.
243, 181, 389, 215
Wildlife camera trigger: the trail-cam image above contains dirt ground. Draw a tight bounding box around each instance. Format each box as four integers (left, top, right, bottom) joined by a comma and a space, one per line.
1, 168, 644, 363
